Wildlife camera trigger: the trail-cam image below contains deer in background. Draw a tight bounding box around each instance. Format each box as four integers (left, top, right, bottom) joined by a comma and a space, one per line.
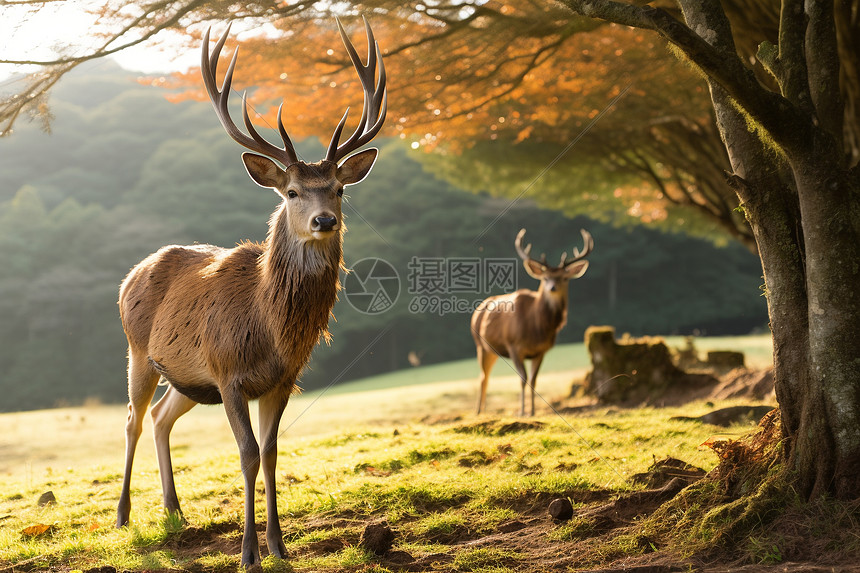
471, 228, 593, 416
115, 18, 386, 566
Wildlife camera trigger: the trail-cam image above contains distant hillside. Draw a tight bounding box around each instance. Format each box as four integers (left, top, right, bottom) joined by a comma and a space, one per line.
0, 62, 767, 411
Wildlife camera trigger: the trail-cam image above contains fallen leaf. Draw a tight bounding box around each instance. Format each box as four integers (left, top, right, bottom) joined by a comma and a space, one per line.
363, 466, 391, 477
22, 523, 54, 537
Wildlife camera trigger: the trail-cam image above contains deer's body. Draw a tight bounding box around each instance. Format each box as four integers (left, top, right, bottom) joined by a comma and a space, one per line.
116, 20, 386, 566
120, 224, 339, 405
472, 229, 592, 416
472, 288, 566, 360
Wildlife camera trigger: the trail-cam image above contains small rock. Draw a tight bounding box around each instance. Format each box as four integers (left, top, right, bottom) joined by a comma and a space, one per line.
37, 491, 56, 506
360, 521, 394, 555
671, 405, 774, 427
548, 497, 573, 521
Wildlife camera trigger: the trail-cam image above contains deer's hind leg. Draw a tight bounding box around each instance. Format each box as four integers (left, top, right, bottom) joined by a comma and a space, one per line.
476, 345, 499, 414
117, 348, 160, 527
510, 353, 529, 417
527, 354, 545, 417
150, 385, 197, 517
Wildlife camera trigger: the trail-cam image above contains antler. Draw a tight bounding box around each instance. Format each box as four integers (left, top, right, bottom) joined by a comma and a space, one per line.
517, 228, 593, 270
515, 229, 544, 266
325, 16, 388, 163
201, 24, 299, 167
560, 229, 594, 268
202, 18, 386, 167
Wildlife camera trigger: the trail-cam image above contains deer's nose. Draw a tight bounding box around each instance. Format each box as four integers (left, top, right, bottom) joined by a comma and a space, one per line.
313, 215, 338, 232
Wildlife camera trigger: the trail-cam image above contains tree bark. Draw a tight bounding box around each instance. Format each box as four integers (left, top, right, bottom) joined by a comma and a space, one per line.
790, 144, 860, 498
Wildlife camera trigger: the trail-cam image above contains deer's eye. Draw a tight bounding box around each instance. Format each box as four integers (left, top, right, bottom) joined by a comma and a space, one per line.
287, 189, 298, 199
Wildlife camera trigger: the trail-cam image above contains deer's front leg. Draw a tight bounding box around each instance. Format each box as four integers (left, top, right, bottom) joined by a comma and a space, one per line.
221, 383, 261, 566
259, 388, 290, 559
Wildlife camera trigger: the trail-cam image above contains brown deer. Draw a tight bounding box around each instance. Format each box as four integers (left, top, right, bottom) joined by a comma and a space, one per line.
115, 18, 386, 566
471, 228, 593, 416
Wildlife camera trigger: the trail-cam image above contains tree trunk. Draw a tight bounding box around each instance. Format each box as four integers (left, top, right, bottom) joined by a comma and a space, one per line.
658, 0, 860, 500
788, 144, 860, 498
686, 1, 860, 501
557, 0, 860, 498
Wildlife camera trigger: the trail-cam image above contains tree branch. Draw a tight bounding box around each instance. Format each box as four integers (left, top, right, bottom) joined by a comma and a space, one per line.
0, 0, 210, 66
805, 0, 844, 152
771, 0, 814, 113
559, 0, 814, 155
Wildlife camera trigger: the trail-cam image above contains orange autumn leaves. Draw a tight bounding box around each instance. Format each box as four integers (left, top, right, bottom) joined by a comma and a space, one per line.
167, 9, 707, 153
163, 5, 715, 229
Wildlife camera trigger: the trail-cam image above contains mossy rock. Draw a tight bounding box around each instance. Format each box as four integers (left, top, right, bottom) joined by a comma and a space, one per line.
582, 326, 718, 405
707, 350, 745, 370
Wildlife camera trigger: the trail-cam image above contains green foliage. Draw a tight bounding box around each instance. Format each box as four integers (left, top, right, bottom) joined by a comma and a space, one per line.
412, 510, 466, 537
0, 62, 767, 411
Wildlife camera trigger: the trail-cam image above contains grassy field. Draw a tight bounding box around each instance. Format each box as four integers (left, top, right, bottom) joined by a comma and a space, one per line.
0, 334, 777, 571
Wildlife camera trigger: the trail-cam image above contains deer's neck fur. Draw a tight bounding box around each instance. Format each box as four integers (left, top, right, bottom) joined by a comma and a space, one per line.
256, 204, 343, 377
534, 286, 568, 334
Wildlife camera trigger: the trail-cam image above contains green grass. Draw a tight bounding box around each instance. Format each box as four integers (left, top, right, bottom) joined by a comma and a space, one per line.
453, 547, 521, 571
0, 334, 775, 571
0, 404, 760, 570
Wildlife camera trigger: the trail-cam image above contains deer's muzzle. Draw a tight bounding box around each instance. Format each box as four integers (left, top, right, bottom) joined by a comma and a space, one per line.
312, 215, 339, 233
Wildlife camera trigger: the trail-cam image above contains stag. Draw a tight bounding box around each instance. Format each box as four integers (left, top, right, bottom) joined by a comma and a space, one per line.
115, 18, 386, 565
471, 228, 593, 416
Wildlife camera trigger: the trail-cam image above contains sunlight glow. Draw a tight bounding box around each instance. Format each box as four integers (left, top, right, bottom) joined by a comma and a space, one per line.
0, 2, 199, 82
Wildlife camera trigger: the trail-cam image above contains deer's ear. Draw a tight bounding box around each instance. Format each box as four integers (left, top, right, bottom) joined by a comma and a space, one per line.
337, 148, 378, 186
242, 153, 288, 189
523, 259, 546, 279
563, 260, 589, 279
